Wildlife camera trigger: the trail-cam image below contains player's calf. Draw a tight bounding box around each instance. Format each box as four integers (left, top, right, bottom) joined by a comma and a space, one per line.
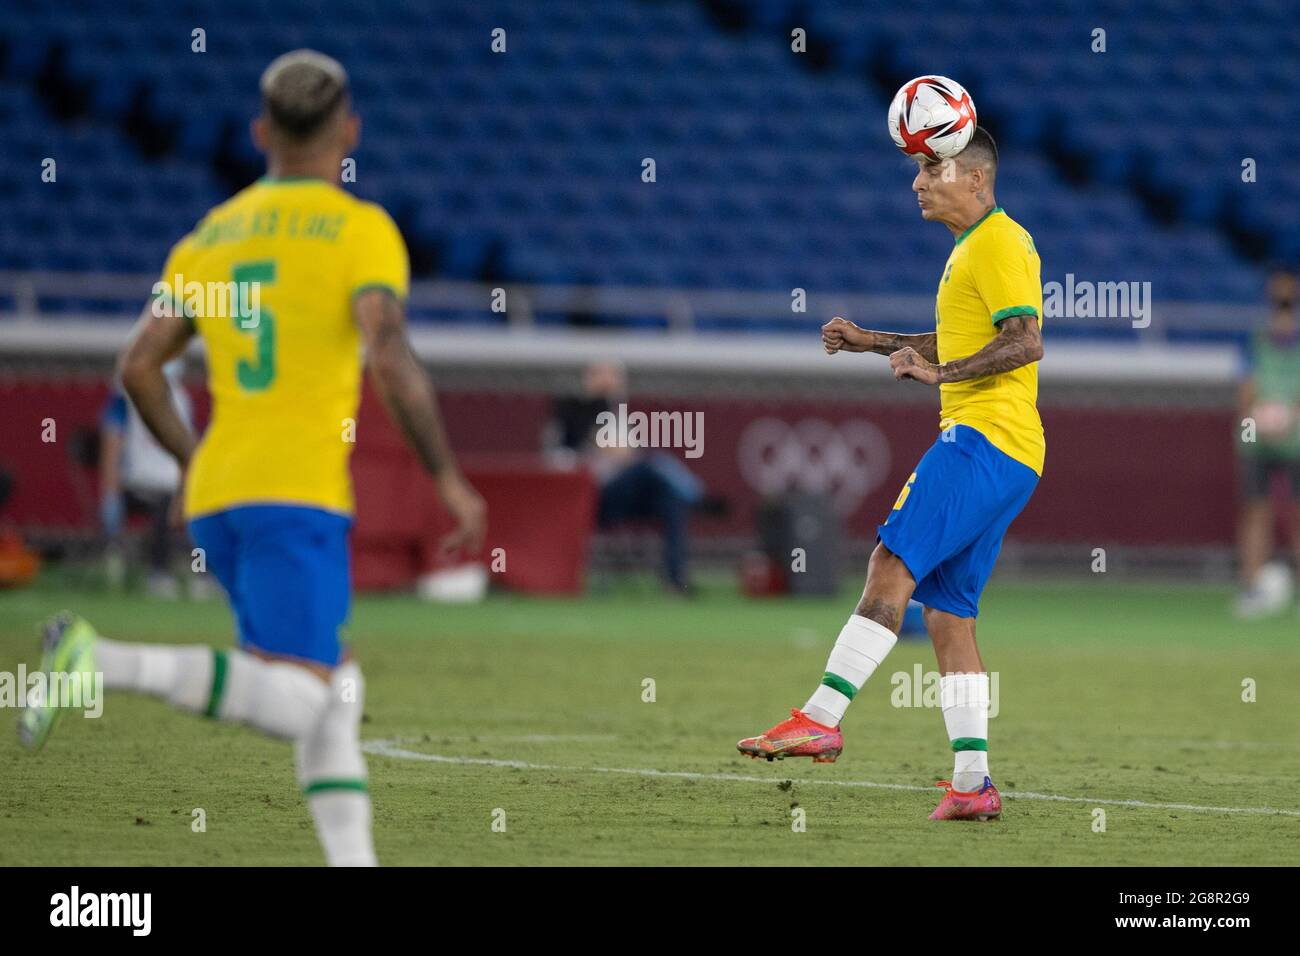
91, 633, 330, 739
295, 661, 377, 867
13, 612, 332, 743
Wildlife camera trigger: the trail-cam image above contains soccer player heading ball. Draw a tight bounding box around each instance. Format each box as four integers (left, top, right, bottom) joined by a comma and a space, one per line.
18, 51, 486, 864
739, 109, 1045, 822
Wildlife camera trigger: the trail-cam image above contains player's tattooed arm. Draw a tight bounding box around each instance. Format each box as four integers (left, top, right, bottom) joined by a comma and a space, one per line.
868, 330, 940, 362
891, 313, 1043, 385
355, 288, 487, 553
937, 313, 1043, 383
822, 317, 939, 363
118, 304, 197, 466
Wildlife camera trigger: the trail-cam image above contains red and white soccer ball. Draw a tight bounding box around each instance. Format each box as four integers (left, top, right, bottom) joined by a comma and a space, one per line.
888, 75, 977, 162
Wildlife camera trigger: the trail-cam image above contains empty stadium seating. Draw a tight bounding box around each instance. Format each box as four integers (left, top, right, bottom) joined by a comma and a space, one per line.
0, 0, 1291, 329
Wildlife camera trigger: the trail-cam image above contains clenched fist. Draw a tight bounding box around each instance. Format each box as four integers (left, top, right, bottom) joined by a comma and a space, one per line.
821, 317, 873, 355
890, 347, 941, 385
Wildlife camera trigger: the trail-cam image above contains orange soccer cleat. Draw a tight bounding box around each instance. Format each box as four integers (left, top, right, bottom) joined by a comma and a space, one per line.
928, 776, 1002, 821
737, 708, 843, 763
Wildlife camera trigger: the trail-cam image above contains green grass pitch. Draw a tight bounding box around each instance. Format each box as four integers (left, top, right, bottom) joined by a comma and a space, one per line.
1, 577, 1298, 866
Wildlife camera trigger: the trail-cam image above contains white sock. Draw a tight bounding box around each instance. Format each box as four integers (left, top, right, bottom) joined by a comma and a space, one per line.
296, 662, 376, 867
215, 649, 330, 739
95, 639, 329, 740
802, 615, 898, 727
95, 639, 213, 712
941, 672, 990, 792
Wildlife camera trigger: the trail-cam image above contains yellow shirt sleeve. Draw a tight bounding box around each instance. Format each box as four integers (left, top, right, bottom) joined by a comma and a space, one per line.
350, 204, 410, 301
969, 228, 1040, 325
153, 232, 197, 320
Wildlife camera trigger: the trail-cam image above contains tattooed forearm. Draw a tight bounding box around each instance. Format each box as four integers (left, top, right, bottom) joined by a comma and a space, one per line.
869, 331, 939, 364
937, 314, 1043, 384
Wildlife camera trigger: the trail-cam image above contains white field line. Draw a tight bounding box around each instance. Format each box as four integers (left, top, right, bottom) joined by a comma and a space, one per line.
404, 734, 619, 743
1163, 738, 1300, 752
362, 738, 1300, 818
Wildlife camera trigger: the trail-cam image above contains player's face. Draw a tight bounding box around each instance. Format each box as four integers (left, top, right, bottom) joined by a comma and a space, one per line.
911, 158, 960, 221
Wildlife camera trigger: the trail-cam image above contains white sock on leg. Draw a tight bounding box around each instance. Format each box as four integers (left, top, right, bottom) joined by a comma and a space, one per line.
95, 639, 214, 712
95, 638, 330, 740
216, 650, 330, 740
295, 662, 376, 867
802, 615, 899, 727
95, 637, 363, 863
940, 672, 990, 792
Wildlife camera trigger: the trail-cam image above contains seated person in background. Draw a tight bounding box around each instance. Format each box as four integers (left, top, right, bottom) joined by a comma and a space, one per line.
1235, 268, 1300, 618
545, 362, 704, 593
100, 358, 193, 598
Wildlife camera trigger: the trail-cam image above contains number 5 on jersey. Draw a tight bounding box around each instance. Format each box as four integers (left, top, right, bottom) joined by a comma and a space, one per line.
232, 260, 276, 391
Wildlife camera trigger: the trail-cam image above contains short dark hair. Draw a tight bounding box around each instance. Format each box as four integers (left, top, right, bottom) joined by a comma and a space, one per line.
260, 50, 349, 140
957, 126, 998, 176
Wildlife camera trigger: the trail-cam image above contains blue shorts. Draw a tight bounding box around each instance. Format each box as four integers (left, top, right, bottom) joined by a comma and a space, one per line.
189, 505, 353, 667
877, 425, 1038, 619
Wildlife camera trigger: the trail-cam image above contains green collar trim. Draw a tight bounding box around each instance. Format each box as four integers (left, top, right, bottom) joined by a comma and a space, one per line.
258, 175, 327, 184
955, 206, 1003, 245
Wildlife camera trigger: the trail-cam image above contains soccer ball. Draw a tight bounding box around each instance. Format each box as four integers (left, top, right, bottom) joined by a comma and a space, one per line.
888, 75, 977, 162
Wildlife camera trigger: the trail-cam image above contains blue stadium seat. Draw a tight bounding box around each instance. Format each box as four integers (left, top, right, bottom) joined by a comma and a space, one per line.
0, 0, 1285, 322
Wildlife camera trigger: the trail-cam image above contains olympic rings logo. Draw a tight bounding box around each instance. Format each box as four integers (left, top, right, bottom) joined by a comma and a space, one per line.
737, 418, 892, 514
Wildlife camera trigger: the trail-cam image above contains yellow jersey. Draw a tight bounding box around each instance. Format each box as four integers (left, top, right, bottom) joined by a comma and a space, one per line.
157, 177, 409, 517
934, 207, 1045, 475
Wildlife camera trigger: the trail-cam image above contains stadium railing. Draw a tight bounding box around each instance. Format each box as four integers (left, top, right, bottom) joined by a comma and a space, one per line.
0, 270, 1258, 387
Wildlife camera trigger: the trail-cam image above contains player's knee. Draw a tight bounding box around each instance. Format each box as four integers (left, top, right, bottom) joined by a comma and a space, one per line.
221, 651, 331, 741
295, 662, 367, 785
263, 662, 331, 740
922, 606, 951, 642
867, 542, 913, 587
322, 661, 365, 741
869, 539, 898, 568
924, 606, 976, 644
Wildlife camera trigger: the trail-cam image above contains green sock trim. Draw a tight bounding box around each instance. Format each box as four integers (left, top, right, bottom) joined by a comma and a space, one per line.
820, 672, 856, 700
204, 649, 228, 719
304, 778, 369, 796
951, 737, 988, 752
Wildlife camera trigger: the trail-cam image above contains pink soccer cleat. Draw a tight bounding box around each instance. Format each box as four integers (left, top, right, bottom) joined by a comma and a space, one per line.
929, 776, 1002, 820
737, 708, 843, 763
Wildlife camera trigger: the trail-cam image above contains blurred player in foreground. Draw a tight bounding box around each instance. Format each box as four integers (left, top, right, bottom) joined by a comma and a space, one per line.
738, 129, 1043, 821
1234, 268, 1300, 618
18, 50, 486, 865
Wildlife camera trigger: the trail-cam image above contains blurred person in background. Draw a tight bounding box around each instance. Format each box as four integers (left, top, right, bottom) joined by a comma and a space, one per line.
1235, 268, 1300, 618
546, 361, 706, 594
0, 464, 41, 587
99, 358, 192, 598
